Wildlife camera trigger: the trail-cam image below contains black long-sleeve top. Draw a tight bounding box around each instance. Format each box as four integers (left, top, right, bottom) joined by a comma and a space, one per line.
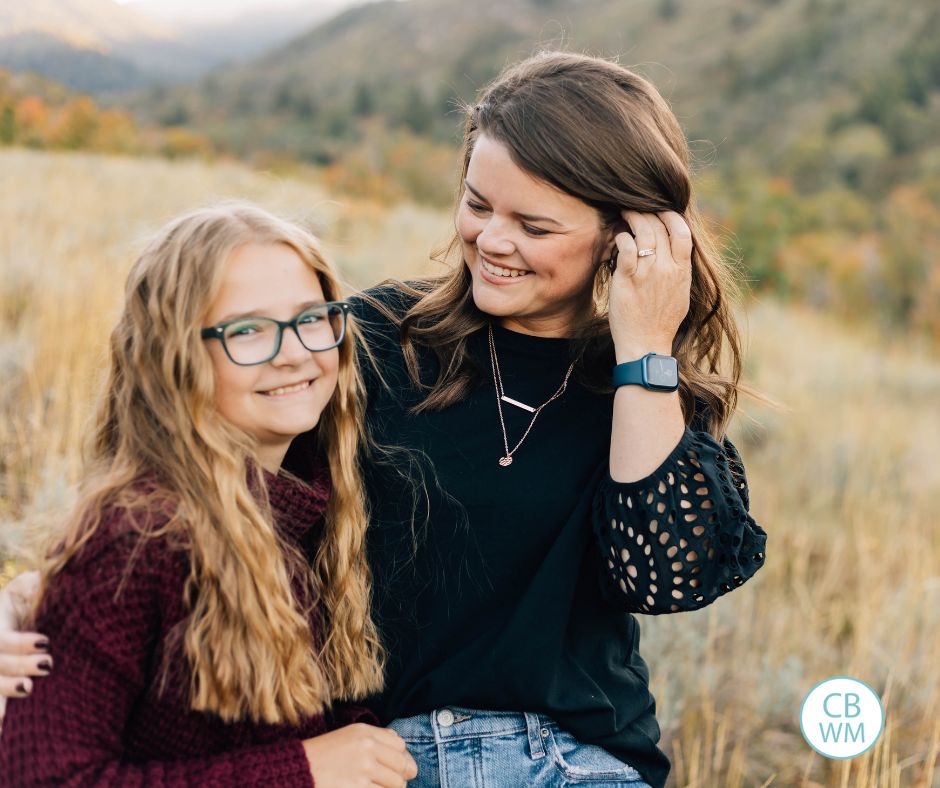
286, 286, 767, 788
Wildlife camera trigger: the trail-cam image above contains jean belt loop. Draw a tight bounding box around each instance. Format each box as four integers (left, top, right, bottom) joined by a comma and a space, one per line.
524, 712, 547, 760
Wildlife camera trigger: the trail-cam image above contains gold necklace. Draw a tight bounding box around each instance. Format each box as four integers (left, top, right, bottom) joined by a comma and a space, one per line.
487, 324, 575, 467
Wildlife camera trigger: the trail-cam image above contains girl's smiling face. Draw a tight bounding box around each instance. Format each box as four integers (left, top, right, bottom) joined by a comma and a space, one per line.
202, 242, 339, 471
456, 133, 610, 337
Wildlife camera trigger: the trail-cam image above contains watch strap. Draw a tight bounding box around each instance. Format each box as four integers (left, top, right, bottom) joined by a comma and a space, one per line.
612, 356, 648, 387
612, 353, 679, 392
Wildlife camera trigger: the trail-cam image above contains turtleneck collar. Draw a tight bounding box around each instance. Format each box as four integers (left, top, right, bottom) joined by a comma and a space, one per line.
261, 462, 331, 544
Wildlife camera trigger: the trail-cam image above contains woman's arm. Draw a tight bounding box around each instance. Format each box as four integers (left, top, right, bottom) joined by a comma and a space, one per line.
595, 423, 767, 615
600, 209, 766, 613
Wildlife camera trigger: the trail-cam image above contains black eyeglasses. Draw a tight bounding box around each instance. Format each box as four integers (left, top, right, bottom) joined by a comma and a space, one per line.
201, 301, 350, 366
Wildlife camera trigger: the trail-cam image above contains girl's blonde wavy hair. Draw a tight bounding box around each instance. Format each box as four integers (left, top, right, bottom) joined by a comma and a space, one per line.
36, 201, 383, 725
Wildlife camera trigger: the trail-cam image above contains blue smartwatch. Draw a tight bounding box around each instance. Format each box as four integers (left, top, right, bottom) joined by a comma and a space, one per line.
612, 353, 679, 392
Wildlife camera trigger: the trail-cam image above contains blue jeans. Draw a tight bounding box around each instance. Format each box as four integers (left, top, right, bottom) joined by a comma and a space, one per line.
389, 707, 653, 787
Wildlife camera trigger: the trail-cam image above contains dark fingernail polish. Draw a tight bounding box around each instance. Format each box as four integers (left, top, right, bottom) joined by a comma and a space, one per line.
15, 682, 28, 695
35, 639, 50, 651
37, 660, 52, 673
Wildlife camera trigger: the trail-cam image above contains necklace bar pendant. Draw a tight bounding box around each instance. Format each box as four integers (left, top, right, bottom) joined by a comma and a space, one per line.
500, 395, 536, 413
499, 456, 513, 467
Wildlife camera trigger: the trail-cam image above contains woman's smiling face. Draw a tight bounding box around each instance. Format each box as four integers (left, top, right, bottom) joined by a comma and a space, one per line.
456, 133, 609, 337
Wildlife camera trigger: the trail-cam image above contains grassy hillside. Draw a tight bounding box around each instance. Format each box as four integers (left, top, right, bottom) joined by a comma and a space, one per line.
129, 0, 940, 346
0, 69, 215, 158
142, 0, 940, 187
0, 148, 447, 527
6, 0, 936, 343
1, 150, 938, 786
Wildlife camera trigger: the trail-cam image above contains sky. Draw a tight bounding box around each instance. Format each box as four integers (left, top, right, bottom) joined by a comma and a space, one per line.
115, 0, 368, 25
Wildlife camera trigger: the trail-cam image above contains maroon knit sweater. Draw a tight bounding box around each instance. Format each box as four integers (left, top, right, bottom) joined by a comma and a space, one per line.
0, 468, 377, 787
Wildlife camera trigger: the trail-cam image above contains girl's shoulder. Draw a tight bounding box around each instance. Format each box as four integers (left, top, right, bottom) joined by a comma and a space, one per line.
49, 490, 187, 600
34, 496, 189, 683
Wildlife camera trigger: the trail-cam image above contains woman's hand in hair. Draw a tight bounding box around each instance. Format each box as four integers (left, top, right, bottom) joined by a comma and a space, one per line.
302, 723, 418, 787
608, 210, 692, 362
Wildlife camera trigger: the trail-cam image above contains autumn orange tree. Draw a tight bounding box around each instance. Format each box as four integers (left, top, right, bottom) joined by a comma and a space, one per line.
0, 69, 212, 159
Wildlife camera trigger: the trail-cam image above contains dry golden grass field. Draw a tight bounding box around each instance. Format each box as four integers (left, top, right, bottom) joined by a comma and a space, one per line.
1, 149, 938, 787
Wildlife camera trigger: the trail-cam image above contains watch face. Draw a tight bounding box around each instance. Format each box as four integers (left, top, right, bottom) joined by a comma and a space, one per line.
645, 355, 678, 388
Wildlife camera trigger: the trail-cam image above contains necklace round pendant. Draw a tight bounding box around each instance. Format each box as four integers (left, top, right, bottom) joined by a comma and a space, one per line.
499, 456, 513, 467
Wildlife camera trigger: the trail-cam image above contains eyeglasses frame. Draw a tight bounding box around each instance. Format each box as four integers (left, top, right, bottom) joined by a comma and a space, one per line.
200, 300, 351, 366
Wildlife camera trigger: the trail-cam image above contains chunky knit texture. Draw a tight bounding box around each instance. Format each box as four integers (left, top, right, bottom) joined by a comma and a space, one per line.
0, 468, 376, 787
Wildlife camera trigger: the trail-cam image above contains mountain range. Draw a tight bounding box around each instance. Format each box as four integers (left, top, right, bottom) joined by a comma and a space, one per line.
129, 0, 939, 185
3, 0, 938, 209
0, 0, 361, 91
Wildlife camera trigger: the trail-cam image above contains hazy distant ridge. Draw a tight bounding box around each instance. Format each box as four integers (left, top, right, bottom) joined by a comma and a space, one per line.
136, 0, 940, 178
0, 0, 356, 90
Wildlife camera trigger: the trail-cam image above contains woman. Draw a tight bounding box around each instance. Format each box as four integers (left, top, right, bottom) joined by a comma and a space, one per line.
1, 53, 767, 787
0, 203, 417, 787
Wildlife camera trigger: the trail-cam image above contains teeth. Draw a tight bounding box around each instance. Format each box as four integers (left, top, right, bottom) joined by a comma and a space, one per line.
482, 259, 530, 278
265, 381, 310, 396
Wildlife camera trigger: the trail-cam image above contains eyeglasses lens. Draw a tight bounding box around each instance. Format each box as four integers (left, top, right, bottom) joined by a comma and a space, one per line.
222, 305, 345, 364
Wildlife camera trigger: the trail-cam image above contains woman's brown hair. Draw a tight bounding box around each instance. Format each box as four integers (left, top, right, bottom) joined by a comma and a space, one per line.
369, 51, 760, 439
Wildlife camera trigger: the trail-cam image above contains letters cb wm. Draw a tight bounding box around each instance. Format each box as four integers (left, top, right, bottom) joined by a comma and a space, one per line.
800, 676, 884, 759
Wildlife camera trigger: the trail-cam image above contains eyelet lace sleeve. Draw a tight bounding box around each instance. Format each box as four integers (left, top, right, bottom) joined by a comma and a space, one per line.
593, 428, 767, 615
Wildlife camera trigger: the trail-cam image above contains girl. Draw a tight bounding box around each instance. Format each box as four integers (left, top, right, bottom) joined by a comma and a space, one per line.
0, 203, 417, 787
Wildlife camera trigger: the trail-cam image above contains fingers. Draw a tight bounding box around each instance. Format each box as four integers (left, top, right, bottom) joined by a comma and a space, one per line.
374, 725, 408, 750
649, 215, 672, 263
404, 754, 418, 780
0, 631, 51, 699
0, 676, 32, 699
368, 760, 410, 787
0, 675, 32, 700
375, 728, 417, 780
619, 211, 664, 278
623, 211, 656, 270
376, 745, 418, 782
0, 651, 52, 678
369, 763, 409, 787
619, 210, 692, 276
657, 211, 693, 265
351, 725, 414, 785
611, 226, 638, 276
0, 651, 51, 699
0, 630, 49, 657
